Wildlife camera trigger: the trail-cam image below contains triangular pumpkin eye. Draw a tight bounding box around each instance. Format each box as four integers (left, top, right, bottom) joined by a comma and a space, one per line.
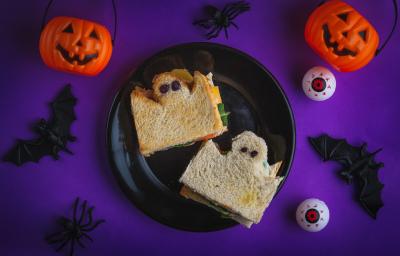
359, 30, 367, 41
63, 24, 74, 33
342, 31, 348, 37
89, 30, 99, 39
337, 13, 349, 22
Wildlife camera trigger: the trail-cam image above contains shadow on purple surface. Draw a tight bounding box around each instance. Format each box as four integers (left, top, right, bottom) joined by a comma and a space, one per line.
6, 2, 41, 59
279, 1, 321, 91
284, 200, 301, 226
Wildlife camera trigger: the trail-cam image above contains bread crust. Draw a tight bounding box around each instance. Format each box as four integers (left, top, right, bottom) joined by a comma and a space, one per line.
131, 71, 227, 156
179, 131, 283, 225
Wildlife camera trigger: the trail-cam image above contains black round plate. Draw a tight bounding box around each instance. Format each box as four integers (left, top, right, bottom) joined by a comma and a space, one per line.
106, 42, 295, 232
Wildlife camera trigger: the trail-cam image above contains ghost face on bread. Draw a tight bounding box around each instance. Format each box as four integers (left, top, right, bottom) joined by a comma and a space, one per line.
231, 131, 268, 163
152, 73, 191, 104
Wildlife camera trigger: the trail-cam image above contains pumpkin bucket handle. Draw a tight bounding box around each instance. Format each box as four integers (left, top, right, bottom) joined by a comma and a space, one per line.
41, 0, 118, 46
375, 0, 398, 56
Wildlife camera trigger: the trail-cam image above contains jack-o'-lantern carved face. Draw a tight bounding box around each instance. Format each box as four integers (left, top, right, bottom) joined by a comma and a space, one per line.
305, 1, 379, 72
39, 17, 113, 76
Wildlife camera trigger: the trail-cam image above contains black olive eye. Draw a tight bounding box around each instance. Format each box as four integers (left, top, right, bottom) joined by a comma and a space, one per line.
63, 24, 74, 33
240, 147, 248, 153
90, 30, 99, 39
359, 30, 367, 41
171, 80, 181, 91
159, 84, 170, 94
250, 150, 258, 158
337, 13, 348, 22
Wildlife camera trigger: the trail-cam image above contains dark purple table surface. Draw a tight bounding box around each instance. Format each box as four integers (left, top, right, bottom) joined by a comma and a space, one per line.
1, 0, 399, 255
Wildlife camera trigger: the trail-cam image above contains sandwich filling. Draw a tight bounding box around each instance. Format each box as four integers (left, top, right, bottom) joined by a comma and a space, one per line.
180, 185, 254, 227
132, 69, 229, 155
171, 70, 228, 147
205, 72, 229, 129
179, 132, 284, 228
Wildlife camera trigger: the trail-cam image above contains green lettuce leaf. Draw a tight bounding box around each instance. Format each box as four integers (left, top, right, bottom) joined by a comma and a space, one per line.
217, 103, 230, 126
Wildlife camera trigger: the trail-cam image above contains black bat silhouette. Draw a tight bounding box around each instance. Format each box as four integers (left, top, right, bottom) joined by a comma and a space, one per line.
309, 134, 384, 219
3, 84, 77, 166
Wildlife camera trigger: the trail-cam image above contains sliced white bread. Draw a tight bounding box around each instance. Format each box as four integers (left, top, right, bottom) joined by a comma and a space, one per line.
179, 131, 283, 227
131, 70, 227, 156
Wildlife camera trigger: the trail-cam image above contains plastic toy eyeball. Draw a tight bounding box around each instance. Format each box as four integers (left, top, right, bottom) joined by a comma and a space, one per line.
296, 198, 330, 232
302, 66, 336, 101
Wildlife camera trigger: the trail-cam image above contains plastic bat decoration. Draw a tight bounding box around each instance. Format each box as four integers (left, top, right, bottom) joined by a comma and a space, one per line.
309, 134, 384, 219
3, 84, 77, 166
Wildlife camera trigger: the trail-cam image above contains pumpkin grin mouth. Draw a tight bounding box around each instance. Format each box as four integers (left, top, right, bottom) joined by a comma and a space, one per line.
322, 24, 357, 56
56, 44, 98, 65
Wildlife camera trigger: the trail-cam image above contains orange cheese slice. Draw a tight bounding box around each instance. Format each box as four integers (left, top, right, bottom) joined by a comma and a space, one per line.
171, 69, 194, 83
211, 86, 222, 104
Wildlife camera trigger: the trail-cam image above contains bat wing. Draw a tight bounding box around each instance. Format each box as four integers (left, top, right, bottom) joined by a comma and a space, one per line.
3, 138, 56, 166
48, 84, 77, 138
358, 163, 384, 219
309, 134, 346, 161
309, 134, 363, 167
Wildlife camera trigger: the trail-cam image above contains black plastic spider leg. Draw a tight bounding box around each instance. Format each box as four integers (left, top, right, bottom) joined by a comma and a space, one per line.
220, 5, 229, 17
47, 237, 68, 244
68, 135, 77, 142
81, 219, 106, 232
78, 200, 88, 225
76, 236, 86, 248
81, 233, 93, 242
72, 197, 80, 224
206, 27, 218, 39
204, 5, 219, 16
222, 6, 240, 18
46, 232, 69, 244
193, 19, 214, 29
69, 238, 75, 256
81, 207, 94, 228
223, 2, 250, 19
62, 146, 73, 155
221, 1, 245, 17
231, 21, 239, 29
46, 231, 67, 242
224, 27, 229, 39
224, 7, 248, 20
206, 26, 223, 39
210, 27, 223, 39
56, 237, 71, 252
58, 216, 72, 225
51, 146, 60, 160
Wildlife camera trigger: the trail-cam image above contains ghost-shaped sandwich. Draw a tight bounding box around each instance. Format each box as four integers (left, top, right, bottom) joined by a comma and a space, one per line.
179, 131, 283, 228
131, 70, 228, 156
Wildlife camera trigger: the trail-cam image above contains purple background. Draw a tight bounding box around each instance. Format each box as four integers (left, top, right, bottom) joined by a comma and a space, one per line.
1, 0, 399, 255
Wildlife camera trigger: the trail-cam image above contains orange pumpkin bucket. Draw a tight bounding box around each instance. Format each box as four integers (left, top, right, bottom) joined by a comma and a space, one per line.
305, 0, 397, 72
40, 17, 113, 76
39, 1, 116, 76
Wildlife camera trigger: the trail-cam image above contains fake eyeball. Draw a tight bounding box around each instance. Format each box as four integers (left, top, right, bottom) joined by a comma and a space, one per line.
296, 198, 330, 232
302, 66, 336, 101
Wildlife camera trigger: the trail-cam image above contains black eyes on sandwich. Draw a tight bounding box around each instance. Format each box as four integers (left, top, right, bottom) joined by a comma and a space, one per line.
171, 80, 181, 91
240, 147, 258, 158
159, 80, 181, 94
250, 150, 258, 158
159, 84, 170, 94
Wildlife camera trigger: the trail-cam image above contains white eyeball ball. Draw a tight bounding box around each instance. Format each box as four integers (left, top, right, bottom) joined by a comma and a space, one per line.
296, 198, 330, 232
302, 66, 336, 101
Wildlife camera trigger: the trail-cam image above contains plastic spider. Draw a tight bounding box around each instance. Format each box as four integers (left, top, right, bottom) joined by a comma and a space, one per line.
193, 1, 250, 39
46, 198, 105, 256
